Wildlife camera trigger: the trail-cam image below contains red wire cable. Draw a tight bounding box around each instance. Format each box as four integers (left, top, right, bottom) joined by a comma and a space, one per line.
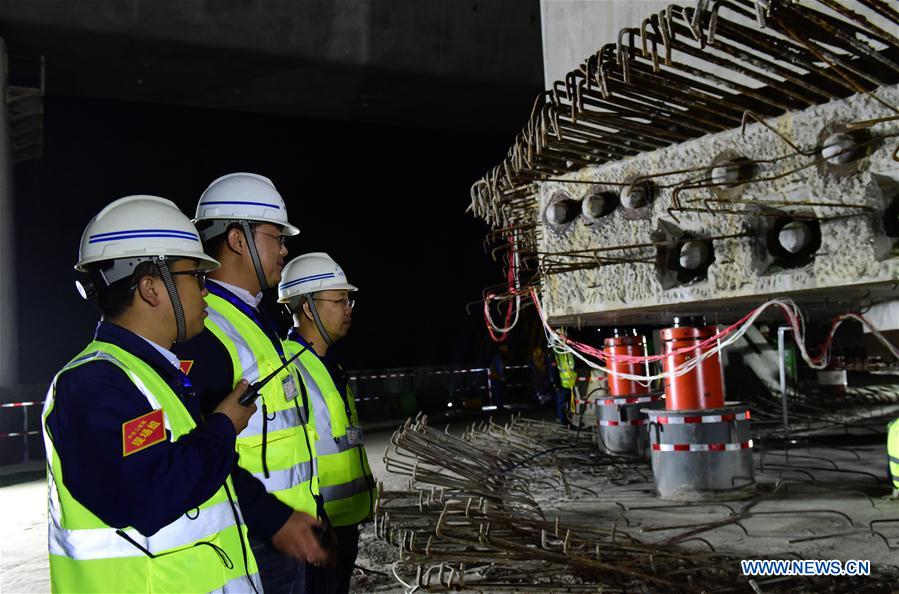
485, 235, 518, 343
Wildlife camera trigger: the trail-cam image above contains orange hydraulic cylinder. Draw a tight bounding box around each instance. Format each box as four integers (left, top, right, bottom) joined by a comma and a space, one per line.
660, 325, 725, 410
603, 336, 650, 397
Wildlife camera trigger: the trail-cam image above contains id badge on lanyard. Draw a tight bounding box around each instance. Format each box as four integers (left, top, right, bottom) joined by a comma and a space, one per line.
346, 426, 364, 445
282, 374, 299, 401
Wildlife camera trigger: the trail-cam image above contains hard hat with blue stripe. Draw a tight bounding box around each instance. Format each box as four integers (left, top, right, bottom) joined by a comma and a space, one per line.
194, 172, 300, 239
76, 195, 219, 279
278, 252, 358, 303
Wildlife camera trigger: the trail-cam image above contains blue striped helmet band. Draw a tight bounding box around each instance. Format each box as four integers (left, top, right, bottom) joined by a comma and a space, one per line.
279, 272, 336, 291
88, 229, 199, 244
200, 200, 281, 209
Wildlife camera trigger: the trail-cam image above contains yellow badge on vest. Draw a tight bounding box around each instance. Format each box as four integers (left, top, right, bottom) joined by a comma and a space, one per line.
282, 374, 299, 401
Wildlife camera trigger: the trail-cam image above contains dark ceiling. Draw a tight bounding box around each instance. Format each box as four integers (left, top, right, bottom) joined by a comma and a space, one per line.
0, 0, 544, 132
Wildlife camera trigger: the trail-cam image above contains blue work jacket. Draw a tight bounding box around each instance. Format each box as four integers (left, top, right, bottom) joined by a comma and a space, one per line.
173, 280, 295, 540
44, 322, 237, 536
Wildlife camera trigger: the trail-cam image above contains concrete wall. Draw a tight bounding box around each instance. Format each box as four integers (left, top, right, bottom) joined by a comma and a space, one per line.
538, 83, 899, 324
530, 1, 899, 324
540, 0, 669, 88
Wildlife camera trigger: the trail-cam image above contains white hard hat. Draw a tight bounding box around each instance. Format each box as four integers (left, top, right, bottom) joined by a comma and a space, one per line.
278, 252, 358, 303
194, 172, 300, 237
76, 195, 219, 276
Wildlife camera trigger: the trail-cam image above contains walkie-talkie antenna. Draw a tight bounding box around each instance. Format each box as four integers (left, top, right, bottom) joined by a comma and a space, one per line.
239, 344, 309, 406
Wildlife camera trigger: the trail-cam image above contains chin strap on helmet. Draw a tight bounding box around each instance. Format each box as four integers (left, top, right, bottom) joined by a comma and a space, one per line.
155, 257, 188, 343
240, 221, 269, 292
305, 296, 334, 347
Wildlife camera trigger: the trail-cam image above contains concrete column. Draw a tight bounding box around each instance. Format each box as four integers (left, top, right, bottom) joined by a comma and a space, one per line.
540, 1, 670, 88
0, 36, 17, 386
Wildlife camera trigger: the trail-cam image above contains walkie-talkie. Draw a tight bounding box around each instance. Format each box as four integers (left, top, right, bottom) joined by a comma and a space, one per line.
239, 345, 309, 406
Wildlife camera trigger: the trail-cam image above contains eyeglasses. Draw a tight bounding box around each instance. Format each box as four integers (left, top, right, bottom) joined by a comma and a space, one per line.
313, 297, 355, 310
254, 229, 289, 248
170, 269, 208, 289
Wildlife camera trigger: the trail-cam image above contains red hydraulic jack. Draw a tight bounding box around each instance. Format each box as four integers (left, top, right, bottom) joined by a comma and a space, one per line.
644, 317, 755, 501
596, 331, 662, 459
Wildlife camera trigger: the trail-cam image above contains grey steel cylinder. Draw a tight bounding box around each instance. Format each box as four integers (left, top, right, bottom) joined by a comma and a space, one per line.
645, 403, 755, 501
595, 394, 663, 459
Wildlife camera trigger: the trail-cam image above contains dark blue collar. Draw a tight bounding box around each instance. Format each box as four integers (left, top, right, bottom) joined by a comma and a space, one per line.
286, 328, 350, 409
286, 328, 324, 361
286, 328, 346, 375
94, 321, 189, 387
206, 280, 260, 318
207, 279, 286, 361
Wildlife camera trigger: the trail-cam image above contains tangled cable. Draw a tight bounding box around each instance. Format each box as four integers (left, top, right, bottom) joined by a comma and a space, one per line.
484, 234, 525, 341
528, 288, 899, 382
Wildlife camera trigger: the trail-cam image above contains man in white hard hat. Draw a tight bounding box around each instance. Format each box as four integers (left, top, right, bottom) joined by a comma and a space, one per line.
174, 173, 330, 593
42, 196, 261, 593
278, 252, 377, 594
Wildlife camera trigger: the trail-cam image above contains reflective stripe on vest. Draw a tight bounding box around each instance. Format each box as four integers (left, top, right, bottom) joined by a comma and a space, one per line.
42, 342, 258, 593
319, 475, 374, 502
252, 459, 314, 493
285, 339, 376, 527
239, 406, 302, 440
314, 434, 354, 456
214, 572, 263, 594
49, 499, 237, 560
205, 294, 318, 515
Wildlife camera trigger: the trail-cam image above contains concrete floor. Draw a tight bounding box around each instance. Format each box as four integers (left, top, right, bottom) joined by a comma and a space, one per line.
4, 410, 899, 593
0, 419, 429, 594
1, 468, 49, 593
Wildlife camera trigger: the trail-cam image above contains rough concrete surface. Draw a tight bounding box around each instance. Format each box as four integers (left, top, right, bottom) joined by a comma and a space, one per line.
539, 84, 899, 324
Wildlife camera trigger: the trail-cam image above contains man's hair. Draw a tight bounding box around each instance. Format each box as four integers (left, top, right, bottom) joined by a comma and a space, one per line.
197, 220, 248, 260
92, 260, 160, 320
288, 294, 310, 315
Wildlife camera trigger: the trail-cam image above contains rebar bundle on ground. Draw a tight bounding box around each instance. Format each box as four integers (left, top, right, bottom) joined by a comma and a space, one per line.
373, 413, 899, 592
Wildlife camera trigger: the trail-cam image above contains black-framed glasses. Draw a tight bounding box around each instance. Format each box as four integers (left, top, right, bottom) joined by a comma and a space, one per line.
254, 229, 289, 248
170, 269, 208, 289
313, 297, 355, 310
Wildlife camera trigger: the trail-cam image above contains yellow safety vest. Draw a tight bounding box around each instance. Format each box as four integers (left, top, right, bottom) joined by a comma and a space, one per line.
284, 339, 376, 527
41, 340, 260, 593
556, 351, 577, 389
204, 293, 319, 515
888, 418, 899, 491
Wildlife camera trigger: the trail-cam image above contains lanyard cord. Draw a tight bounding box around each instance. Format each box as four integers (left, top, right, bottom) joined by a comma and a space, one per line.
223, 480, 260, 594
207, 282, 286, 480
291, 374, 330, 525
114, 529, 235, 571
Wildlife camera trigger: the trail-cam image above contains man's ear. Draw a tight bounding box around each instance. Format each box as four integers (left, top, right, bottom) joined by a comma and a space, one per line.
302, 300, 314, 321
226, 226, 244, 255
135, 275, 163, 307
